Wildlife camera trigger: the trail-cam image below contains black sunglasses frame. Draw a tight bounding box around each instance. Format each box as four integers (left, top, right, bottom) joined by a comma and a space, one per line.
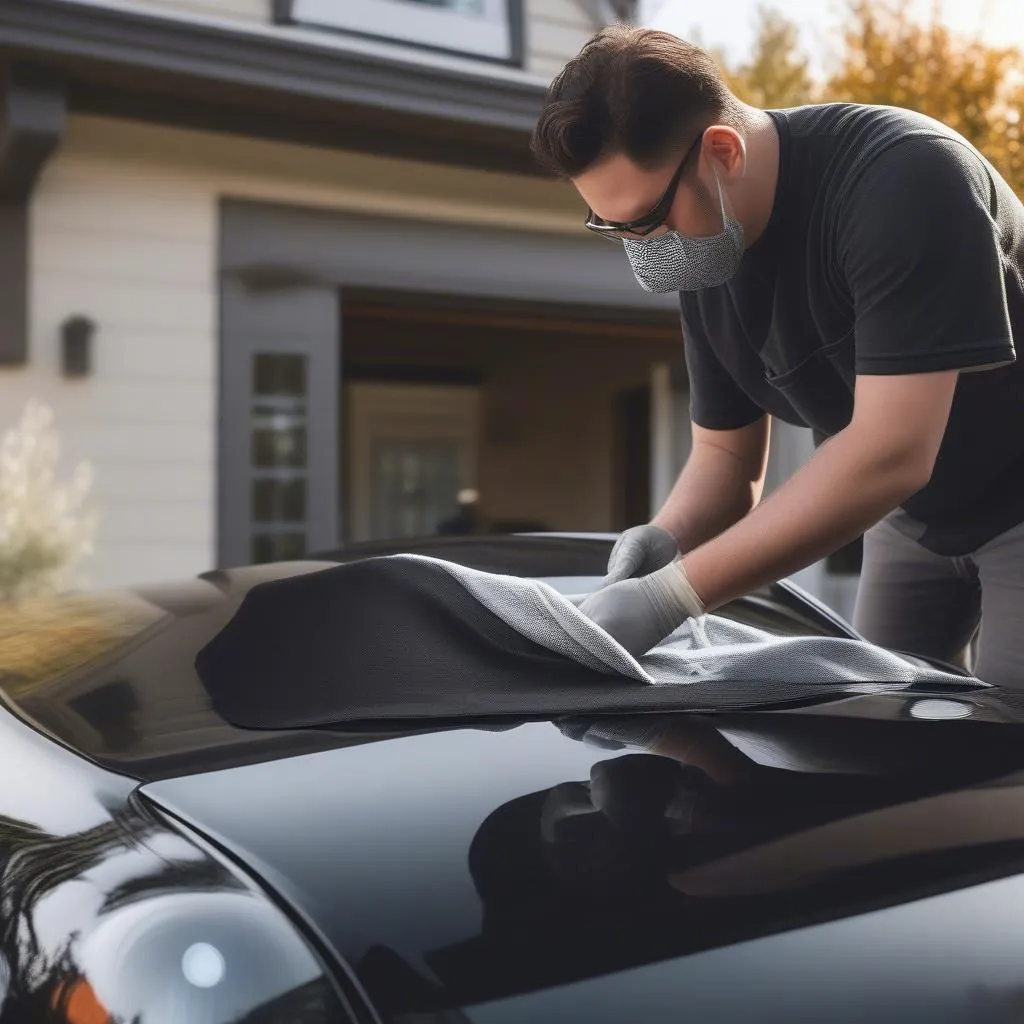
584, 131, 705, 239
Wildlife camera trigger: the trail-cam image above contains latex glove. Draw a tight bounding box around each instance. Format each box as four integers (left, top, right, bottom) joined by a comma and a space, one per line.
603, 524, 679, 585
578, 561, 706, 657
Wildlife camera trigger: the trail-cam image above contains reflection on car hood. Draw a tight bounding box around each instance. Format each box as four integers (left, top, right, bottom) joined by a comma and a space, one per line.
141, 717, 1024, 1021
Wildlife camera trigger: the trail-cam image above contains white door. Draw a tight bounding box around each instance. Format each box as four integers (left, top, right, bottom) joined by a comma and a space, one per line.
346, 383, 480, 543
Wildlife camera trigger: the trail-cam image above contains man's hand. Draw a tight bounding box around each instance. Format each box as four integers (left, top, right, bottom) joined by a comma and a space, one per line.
578, 562, 706, 657
604, 524, 679, 585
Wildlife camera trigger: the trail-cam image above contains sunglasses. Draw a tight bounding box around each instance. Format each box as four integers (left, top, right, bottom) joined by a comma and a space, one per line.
584, 131, 705, 240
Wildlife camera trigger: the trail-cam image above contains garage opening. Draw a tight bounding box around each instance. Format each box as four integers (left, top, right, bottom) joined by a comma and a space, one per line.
340, 290, 687, 545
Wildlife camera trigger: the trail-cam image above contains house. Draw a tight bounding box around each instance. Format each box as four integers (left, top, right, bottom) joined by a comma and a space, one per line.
0, 0, 856, 617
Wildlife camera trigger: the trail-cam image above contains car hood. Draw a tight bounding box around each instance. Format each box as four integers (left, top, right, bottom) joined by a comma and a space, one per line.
141, 715, 1024, 1022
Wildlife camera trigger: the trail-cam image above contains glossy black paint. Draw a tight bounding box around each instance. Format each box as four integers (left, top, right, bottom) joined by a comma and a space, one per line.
143, 717, 1024, 1023
2, 534, 1021, 1023
0, 702, 353, 1022
310, 534, 618, 577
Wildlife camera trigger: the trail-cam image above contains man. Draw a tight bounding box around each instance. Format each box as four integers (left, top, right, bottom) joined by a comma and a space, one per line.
529, 25, 1024, 687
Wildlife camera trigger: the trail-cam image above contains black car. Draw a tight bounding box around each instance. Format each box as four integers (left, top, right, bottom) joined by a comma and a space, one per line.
1, 534, 1023, 1024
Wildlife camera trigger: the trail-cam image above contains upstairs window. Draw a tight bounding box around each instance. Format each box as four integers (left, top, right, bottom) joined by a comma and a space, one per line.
278, 0, 524, 64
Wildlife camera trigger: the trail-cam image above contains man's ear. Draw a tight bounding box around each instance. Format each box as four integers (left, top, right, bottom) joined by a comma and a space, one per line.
704, 127, 746, 178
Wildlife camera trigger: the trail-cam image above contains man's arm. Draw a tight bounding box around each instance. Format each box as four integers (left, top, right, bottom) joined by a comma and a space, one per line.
681, 371, 959, 610
652, 416, 771, 554
678, 136, 1007, 608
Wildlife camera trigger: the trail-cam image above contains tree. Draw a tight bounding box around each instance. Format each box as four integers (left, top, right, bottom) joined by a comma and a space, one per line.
727, 5, 816, 109
825, 0, 1024, 194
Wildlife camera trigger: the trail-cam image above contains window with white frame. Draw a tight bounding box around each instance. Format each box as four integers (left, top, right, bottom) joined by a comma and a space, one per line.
280, 0, 522, 64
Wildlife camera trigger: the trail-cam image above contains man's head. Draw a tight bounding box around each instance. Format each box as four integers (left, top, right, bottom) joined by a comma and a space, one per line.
530, 26, 776, 292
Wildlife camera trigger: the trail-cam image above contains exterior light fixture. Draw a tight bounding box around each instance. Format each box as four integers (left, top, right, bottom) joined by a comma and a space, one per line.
61, 315, 95, 378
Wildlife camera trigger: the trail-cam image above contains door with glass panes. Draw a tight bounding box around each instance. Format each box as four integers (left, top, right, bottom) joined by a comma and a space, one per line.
346, 382, 479, 544
219, 279, 339, 567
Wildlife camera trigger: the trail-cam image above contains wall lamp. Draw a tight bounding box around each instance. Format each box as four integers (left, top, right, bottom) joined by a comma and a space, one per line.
60, 315, 95, 378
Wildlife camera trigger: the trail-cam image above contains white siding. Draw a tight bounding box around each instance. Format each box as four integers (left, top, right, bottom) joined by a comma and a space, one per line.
526, 0, 596, 79
19, 149, 218, 590
10, 115, 583, 589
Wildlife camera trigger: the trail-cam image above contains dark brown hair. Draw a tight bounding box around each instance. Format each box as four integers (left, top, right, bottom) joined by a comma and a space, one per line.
530, 25, 737, 179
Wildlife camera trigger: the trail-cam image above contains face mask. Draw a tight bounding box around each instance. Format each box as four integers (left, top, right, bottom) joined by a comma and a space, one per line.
622, 172, 745, 293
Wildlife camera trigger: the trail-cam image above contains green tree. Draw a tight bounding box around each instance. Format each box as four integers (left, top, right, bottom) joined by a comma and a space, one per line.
825, 0, 1024, 193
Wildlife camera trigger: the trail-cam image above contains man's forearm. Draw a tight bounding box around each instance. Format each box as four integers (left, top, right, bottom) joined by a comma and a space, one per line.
652, 441, 766, 554
680, 425, 928, 611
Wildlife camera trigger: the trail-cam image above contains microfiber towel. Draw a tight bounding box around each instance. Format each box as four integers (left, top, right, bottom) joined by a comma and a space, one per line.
195, 554, 985, 731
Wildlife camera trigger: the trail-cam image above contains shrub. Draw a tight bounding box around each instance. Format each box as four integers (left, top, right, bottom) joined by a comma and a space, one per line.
0, 401, 96, 600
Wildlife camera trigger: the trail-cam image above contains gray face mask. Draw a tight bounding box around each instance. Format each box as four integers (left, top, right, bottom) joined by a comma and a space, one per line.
622, 172, 744, 293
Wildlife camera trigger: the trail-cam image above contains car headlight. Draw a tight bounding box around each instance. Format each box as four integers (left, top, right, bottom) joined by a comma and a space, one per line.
76, 890, 347, 1023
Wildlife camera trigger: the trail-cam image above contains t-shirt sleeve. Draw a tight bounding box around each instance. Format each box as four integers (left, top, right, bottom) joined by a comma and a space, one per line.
840, 136, 1015, 375
681, 302, 765, 430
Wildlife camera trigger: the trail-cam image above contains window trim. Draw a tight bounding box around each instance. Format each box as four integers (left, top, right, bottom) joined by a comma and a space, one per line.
275, 0, 525, 67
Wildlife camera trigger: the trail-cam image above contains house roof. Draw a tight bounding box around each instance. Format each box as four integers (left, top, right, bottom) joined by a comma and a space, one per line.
0, 0, 556, 174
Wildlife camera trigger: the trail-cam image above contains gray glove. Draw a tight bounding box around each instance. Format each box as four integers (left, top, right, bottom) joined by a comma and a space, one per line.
578, 561, 706, 657
604, 524, 679, 585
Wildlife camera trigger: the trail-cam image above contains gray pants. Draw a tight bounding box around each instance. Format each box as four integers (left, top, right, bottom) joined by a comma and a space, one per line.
853, 514, 1024, 688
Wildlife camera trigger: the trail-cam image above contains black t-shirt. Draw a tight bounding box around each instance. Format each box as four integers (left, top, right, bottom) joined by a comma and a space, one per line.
681, 103, 1024, 555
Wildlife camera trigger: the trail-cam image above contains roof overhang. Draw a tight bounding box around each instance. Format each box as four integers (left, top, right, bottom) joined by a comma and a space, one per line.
0, 0, 554, 174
